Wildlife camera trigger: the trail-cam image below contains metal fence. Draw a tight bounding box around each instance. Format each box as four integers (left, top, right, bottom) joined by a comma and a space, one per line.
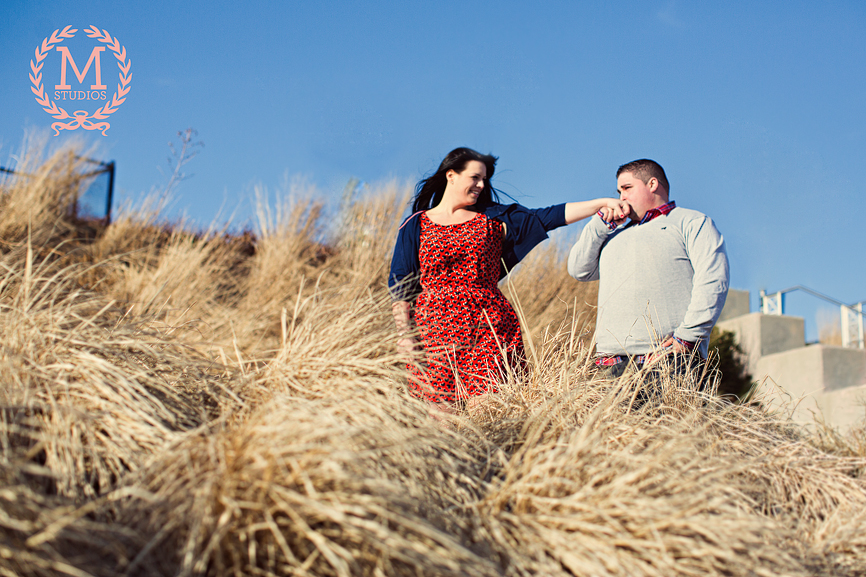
760, 286, 865, 349
0, 156, 115, 223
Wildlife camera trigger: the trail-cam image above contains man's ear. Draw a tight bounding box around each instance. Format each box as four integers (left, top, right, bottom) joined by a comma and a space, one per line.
647, 177, 659, 193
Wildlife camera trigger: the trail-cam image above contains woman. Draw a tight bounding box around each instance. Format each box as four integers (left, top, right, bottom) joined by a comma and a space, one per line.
389, 147, 627, 410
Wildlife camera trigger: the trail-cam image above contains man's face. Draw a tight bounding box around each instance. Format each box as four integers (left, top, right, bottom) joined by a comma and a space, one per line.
617, 171, 660, 221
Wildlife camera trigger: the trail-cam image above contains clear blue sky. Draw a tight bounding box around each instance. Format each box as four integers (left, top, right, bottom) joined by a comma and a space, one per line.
1, 0, 864, 341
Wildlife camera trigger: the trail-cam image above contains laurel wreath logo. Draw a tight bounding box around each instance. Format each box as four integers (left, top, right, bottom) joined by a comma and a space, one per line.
29, 25, 132, 136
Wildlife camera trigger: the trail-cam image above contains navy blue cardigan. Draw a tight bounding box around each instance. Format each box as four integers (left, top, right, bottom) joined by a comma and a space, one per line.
388, 202, 568, 301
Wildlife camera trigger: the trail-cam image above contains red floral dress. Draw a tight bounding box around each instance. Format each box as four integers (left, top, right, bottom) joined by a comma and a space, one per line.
409, 212, 525, 403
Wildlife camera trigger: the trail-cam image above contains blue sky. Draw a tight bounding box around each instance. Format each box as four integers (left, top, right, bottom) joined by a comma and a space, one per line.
1, 0, 864, 341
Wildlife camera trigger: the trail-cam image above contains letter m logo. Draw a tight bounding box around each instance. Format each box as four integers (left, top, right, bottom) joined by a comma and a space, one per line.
54, 46, 107, 90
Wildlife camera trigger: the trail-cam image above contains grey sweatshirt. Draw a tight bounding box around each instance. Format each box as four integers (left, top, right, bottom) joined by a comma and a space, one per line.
567, 207, 729, 358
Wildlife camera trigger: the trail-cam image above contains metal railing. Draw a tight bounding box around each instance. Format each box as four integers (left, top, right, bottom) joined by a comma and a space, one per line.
0, 156, 115, 223
759, 286, 864, 349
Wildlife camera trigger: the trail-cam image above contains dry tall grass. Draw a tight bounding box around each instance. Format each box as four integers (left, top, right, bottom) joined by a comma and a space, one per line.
2, 140, 865, 576
817, 308, 843, 346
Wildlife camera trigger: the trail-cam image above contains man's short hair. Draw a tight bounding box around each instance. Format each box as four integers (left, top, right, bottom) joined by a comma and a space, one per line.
616, 159, 669, 193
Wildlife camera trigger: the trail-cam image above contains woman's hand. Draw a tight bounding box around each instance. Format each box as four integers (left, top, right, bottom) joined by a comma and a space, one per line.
564, 198, 632, 225
598, 198, 631, 226
398, 336, 419, 355
393, 300, 417, 356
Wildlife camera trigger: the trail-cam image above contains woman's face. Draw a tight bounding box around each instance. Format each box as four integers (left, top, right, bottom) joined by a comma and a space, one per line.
446, 160, 487, 206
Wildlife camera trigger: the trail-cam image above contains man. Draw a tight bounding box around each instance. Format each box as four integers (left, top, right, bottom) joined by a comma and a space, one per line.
568, 159, 729, 378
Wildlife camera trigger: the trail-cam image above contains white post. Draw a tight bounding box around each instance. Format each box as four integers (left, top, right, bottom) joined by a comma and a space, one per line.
841, 303, 864, 349
842, 305, 851, 347
760, 290, 783, 315
858, 302, 864, 349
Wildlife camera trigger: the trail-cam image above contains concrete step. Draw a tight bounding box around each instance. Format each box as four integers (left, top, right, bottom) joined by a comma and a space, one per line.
753, 344, 866, 431
716, 312, 805, 377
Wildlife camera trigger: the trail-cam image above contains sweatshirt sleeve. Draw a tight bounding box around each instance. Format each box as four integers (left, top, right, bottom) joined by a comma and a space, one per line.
567, 215, 613, 282
388, 213, 422, 301
673, 215, 730, 347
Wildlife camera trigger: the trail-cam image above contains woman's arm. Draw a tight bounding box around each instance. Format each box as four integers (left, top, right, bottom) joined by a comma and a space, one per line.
492, 201, 627, 276
389, 213, 423, 301
392, 300, 418, 353
389, 213, 424, 354
564, 198, 630, 225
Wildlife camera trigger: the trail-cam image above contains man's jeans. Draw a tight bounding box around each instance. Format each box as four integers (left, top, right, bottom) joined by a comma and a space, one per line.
596, 353, 708, 408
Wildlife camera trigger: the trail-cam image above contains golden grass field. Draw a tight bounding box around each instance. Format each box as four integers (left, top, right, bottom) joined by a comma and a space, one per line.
2, 139, 866, 576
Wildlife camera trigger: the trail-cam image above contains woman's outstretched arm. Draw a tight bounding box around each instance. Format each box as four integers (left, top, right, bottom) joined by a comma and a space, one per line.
564, 198, 631, 225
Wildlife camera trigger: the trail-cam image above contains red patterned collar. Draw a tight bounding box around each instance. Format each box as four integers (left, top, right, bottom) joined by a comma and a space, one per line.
638, 200, 676, 225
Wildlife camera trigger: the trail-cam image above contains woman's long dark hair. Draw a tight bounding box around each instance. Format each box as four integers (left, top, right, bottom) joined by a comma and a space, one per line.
411, 147, 501, 213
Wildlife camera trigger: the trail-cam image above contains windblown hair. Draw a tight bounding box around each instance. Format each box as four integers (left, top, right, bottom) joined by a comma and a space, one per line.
617, 159, 670, 193
411, 147, 501, 213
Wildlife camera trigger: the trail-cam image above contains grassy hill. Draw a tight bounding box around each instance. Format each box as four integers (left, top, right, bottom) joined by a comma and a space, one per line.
1, 140, 865, 576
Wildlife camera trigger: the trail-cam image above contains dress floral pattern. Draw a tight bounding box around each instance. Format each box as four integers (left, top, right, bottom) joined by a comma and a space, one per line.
409, 212, 525, 403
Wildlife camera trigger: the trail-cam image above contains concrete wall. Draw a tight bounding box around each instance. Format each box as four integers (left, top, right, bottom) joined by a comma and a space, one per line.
755, 345, 865, 396
715, 304, 866, 432
716, 313, 805, 377
821, 346, 866, 391
756, 381, 866, 430
818, 385, 866, 429
747, 342, 866, 431
718, 288, 750, 322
